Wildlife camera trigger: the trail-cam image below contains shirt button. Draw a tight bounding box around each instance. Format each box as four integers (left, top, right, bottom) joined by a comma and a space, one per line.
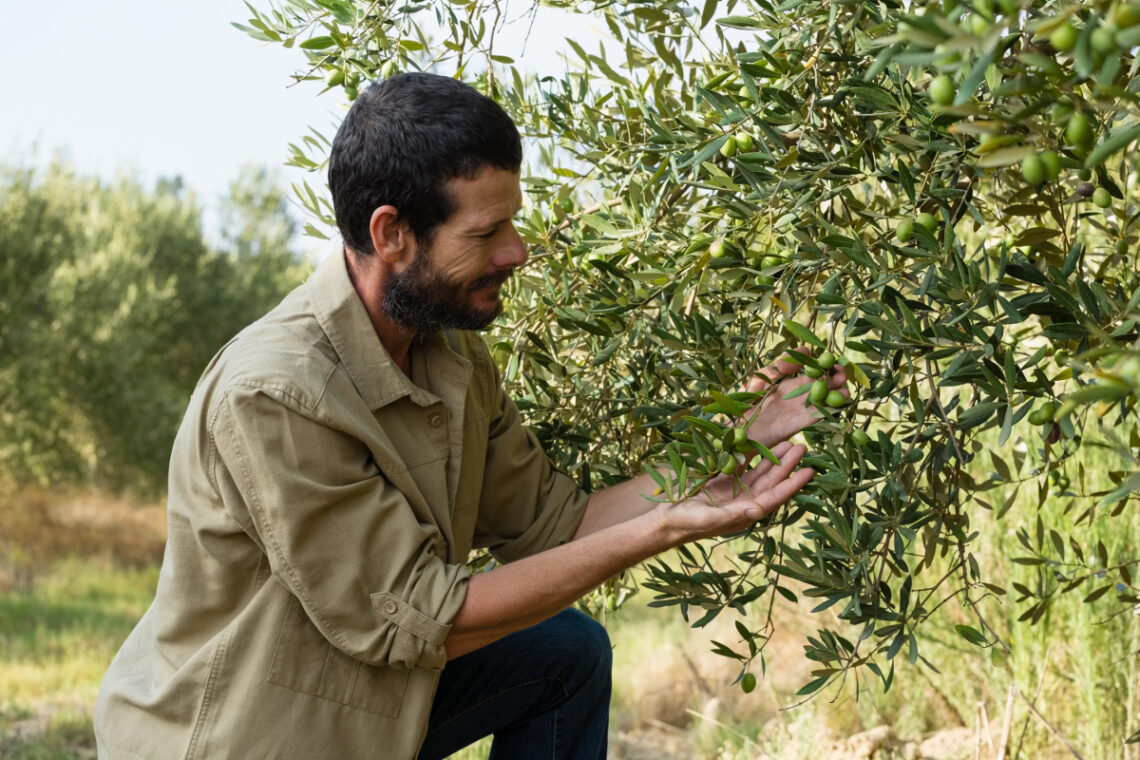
383, 600, 398, 615
428, 413, 443, 427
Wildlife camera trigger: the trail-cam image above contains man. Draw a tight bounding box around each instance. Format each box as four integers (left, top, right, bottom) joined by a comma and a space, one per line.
95, 72, 846, 759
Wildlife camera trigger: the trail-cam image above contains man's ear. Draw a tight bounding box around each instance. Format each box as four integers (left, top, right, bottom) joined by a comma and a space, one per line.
368, 205, 413, 264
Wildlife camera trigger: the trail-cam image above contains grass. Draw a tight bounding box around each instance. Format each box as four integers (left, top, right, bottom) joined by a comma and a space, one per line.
0, 709, 98, 760
2, 434, 1139, 760
0, 486, 164, 760
0, 558, 157, 760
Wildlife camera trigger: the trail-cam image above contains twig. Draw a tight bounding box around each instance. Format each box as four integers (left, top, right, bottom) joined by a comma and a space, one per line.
994, 684, 1016, 760
979, 700, 994, 753
976, 703, 983, 760
549, 197, 624, 235
1013, 687, 1086, 760
1013, 645, 1052, 759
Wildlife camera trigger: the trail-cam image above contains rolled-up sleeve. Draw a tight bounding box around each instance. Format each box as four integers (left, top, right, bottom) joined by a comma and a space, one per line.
473, 376, 590, 564
212, 383, 470, 671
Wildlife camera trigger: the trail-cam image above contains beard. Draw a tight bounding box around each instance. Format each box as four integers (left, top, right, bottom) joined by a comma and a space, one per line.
381, 247, 513, 334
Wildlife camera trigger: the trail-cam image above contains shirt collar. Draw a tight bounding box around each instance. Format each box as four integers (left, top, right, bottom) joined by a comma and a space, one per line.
306, 249, 472, 411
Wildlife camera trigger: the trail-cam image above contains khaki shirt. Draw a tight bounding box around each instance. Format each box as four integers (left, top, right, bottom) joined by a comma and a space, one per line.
95, 250, 589, 759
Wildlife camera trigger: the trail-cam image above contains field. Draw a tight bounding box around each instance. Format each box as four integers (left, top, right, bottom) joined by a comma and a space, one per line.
2, 452, 1138, 760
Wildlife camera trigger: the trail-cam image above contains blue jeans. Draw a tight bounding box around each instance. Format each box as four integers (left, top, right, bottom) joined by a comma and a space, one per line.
416, 608, 612, 759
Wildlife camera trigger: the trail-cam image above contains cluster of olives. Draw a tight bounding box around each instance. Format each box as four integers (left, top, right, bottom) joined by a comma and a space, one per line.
322, 59, 398, 102
1049, 468, 1072, 496
895, 212, 941, 244
793, 350, 848, 408
1027, 401, 1058, 426
1047, 4, 1140, 57
921, 4, 1140, 212
717, 426, 754, 475
719, 129, 758, 158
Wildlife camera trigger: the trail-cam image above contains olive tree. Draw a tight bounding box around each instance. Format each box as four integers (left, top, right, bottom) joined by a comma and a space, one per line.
240, 0, 1140, 726
0, 163, 306, 493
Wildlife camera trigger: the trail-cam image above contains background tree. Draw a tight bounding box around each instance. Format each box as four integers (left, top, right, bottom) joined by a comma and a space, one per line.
0, 161, 307, 493
239, 0, 1140, 749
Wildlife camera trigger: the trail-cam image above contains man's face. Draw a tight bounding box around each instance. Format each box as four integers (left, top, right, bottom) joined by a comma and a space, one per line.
383, 168, 527, 333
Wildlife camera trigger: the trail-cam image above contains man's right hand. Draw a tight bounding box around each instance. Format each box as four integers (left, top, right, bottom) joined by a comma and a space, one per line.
445, 444, 814, 660
649, 441, 813, 547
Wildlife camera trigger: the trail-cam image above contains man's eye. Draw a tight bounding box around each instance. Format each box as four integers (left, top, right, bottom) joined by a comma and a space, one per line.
477, 228, 497, 239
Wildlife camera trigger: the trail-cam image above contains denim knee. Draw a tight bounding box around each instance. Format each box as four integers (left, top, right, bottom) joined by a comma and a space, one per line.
549, 608, 612, 685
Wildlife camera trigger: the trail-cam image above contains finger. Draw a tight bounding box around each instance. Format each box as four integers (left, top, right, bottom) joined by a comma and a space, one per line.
739, 441, 795, 487
748, 444, 808, 495
750, 466, 815, 517
746, 345, 813, 392
823, 368, 852, 402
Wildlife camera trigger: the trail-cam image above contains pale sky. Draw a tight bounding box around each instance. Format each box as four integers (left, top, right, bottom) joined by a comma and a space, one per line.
1, 2, 324, 237
1, 0, 623, 257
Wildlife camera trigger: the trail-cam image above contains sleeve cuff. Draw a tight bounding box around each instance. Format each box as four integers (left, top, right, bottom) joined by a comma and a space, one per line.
369, 565, 470, 670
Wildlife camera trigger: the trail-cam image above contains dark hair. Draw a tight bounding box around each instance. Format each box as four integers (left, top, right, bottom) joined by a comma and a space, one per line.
328, 73, 522, 255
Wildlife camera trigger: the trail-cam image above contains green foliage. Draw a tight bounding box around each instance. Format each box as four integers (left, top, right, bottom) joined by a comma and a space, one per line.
0, 161, 307, 493
243, 0, 1140, 719
0, 556, 158, 760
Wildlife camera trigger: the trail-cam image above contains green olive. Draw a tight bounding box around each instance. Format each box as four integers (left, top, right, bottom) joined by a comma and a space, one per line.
1021, 154, 1046, 185
825, 390, 847, 407
850, 429, 871, 446
741, 672, 757, 693
1049, 20, 1078, 52
928, 74, 956, 106
804, 365, 825, 379
735, 131, 755, 152
1066, 113, 1094, 150
917, 212, 939, 231
1091, 26, 1119, 54
817, 351, 836, 369
808, 379, 829, 405
720, 136, 739, 158
1093, 187, 1113, 208
1115, 3, 1140, 27
896, 218, 915, 243
1039, 150, 1061, 181
1027, 401, 1057, 425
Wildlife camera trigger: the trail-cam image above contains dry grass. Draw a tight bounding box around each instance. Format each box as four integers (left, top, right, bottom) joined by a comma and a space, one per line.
0, 484, 166, 759
603, 576, 986, 760
0, 484, 165, 592
2, 479, 1137, 760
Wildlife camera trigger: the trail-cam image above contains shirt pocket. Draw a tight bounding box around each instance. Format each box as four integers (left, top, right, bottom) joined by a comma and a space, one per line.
267, 594, 409, 718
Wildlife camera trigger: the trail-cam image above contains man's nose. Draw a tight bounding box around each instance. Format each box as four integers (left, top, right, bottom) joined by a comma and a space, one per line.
494, 224, 528, 269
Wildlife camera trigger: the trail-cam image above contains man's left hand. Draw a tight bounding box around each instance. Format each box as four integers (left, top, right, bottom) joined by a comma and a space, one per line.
741, 346, 849, 449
